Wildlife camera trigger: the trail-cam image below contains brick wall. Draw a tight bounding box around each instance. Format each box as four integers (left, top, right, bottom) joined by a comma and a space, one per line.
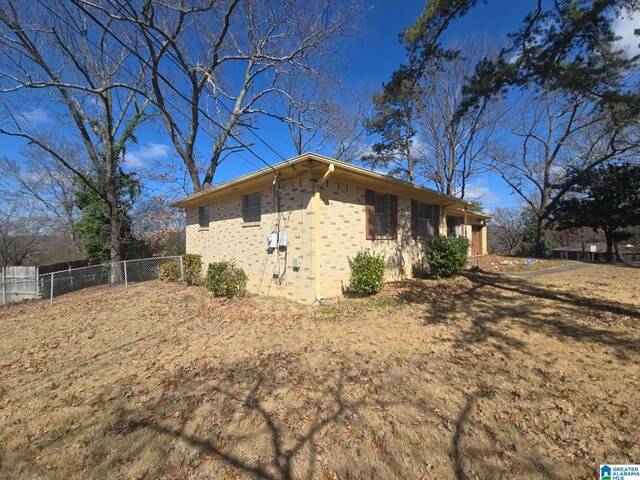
185, 177, 315, 303
185, 176, 488, 303
317, 180, 431, 299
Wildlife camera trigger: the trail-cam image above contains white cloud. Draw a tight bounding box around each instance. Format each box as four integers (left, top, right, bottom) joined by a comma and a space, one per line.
465, 181, 502, 208
21, 108, 51, 126
124, 143, 171, 168
613, 12, 639, 55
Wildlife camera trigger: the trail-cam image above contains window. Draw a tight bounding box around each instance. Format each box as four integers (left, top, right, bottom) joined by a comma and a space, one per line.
411, 200, 439, 238
365, 189, 397, 240
415, 202, 437, 237
198, 206, 210, 229
243, 192, 261, 222
447, 216, 461, 238
374, 194, 389, 236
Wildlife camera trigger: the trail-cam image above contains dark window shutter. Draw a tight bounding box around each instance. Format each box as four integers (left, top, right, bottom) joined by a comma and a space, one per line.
389, 195, 398, 239
365, 189, 375, 240
433, 205, 440, 236
410, 199, 418, 239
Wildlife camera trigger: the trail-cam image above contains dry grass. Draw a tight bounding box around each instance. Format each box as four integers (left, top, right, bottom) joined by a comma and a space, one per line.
0, 264, 638, 480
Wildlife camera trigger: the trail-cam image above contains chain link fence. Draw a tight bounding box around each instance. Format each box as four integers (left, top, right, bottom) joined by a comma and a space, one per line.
1, 256, 182, 305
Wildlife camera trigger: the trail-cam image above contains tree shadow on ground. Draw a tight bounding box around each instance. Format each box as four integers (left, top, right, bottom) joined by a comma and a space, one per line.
385, 270, 639, 361
123, 375, 353, 480
97, 355, 377, 480
2, 276, 638, 479
451, 390, 563, 480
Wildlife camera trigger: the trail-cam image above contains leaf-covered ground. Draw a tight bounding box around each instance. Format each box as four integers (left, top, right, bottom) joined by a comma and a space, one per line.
473, 255, 570, 273
0, 264, 638, 479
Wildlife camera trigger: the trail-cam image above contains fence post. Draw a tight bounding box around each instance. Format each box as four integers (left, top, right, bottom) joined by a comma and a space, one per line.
2, 267, 5, 306
179, 256, 184, 282
50, 272, 54, 305
124, 260, 128, 289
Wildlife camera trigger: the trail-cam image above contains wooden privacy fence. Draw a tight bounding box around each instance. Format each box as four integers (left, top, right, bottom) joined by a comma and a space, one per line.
1, 266, 39, 305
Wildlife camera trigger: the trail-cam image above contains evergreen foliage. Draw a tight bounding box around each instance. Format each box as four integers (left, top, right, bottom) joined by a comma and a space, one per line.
205, 261, 248, 298
182, 253, 203, 286
401, 0, 640, 120
425, 236, 470, 278
159, 261, 181, 282
74, 169, 143, 262
550, 163, 640, 261
347, 249, 386, 295
363, 72, 425, 183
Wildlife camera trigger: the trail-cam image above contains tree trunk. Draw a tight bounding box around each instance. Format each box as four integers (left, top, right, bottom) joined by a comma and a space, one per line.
105, 181, 124, 282
109, 209, 124, 283
534, 217, 546, 258
605, 228, 614, 262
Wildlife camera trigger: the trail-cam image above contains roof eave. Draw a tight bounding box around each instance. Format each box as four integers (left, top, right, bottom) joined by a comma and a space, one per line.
171, 152, 481, 210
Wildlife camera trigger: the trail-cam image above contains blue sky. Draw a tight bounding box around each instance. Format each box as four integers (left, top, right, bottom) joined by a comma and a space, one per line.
2, 1, 637, 212
195, 0, 539, 210
204, 0, 537, 210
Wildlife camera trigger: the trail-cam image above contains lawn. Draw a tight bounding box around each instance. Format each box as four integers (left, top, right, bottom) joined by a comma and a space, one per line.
0, 264, 638, 479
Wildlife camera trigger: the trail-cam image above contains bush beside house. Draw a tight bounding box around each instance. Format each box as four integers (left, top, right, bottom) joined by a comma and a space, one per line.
426, 236, 470, 279
159, 260, 181, 282
182, 253, 203, 286
205, 261, 248, 298
347, 249, 386, 295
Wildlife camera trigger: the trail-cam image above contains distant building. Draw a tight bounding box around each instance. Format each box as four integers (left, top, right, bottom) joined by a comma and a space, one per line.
552, 242, 639, 262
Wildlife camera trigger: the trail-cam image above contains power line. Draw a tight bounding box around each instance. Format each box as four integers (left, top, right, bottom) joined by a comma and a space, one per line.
33, 0, 278, 178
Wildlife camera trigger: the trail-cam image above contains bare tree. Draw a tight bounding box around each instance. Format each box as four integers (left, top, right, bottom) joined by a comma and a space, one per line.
132, 194, 185, 256
0, 145, 85, 257
278, 73, 330, 156
0, 0, 150, 263
416, 39, 503, 198
489, 207, 526, 256
324, 89, 372, 163
279, 76, 371, 162
487, 91, 640, 257
78, 0, 360, 192
0, 202, 47, 267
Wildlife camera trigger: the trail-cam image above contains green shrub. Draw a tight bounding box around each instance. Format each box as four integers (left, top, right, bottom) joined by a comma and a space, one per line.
347, 249, 385, 295
205, 261, 248, 298
182, 253, 203, 286
159, 260, 181, 282
425, 236, 470, 279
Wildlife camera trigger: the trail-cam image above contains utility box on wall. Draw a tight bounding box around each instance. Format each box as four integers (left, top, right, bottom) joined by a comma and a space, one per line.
267, 231, 287, 250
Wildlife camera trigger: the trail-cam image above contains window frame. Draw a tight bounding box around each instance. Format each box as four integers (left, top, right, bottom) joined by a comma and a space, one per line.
198, 205, 210, 229
374, 193, 390, 237
365, 189, 397, 240
447, 215, 461, 238
242, 192, 262, 223
412, 200, 439, 239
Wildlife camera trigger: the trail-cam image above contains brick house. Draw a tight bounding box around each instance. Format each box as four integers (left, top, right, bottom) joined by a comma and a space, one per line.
172, 153, 490, 303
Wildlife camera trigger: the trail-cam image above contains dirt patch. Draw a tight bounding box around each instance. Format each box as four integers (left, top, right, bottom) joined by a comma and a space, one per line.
473, 254, 571, 273
0, 266, 638, 479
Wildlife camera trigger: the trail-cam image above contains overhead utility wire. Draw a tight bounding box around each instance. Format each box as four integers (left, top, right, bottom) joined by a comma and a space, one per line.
34, 0, 277, 176
104, 0, 288, 163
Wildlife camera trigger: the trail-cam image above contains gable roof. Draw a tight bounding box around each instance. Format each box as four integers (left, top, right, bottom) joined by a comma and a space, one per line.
171, 152, 490, 218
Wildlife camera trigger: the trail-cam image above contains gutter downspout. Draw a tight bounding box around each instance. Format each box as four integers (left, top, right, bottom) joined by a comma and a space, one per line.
313, 163, 334, 303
